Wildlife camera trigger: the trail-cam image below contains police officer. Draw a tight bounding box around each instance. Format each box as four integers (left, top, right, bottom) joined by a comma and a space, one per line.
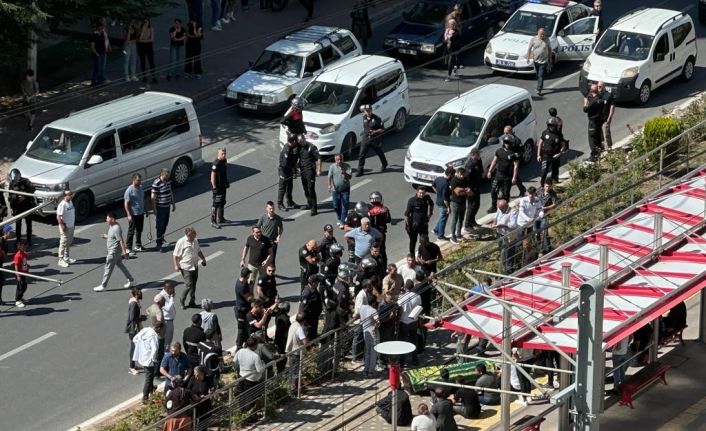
365, 242, 386, 280
404, 188, 434, 257
548, 107, 564, 133
277, 134, 299, 211
537, 117, 567, 186
210, 148, 230, 229
583, 83, 604, 161
322, 242, 343, 299
499, 125, 527, 197
297, 135, 321, 216
281, 97, 306, 135
319, 224, 338, 263
463, 148, 483, 231
358, 105, 388, 177
7, 169, 36, 246
333, 264, 353, 323
367, 191, 391, 267
486, 136, 519, 213
299, 239, 320, 292
344, 201, 368, 261
300, 274, 323, 340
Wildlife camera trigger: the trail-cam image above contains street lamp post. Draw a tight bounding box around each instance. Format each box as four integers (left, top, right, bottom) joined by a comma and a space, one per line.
374, 341, 416, 431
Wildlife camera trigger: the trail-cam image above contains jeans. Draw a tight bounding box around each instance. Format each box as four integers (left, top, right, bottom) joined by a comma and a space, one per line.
168, 45, 183, 78
331, 189, 350, 224
128, 332, 137, 368
91, 53, 107, 85
534, 218, 551, 252
534, 62, 546, 91
433, 204, 448, 238
137, 42, 156, 80
126, 214, 144, 250
142, 362, 157, 400
211, 0, 222, 26
58, 226, 75, 260
124, 41, 138, 78
180, 268, 199, 305
15, 276, 27, 302
363, 331, 377, 374
351, 323, 364, 359
612, 353, 627, 389
155, 206, 171, 246
100, 253, 134, 288
479, 395, 500, 405
449, 201, 466, 239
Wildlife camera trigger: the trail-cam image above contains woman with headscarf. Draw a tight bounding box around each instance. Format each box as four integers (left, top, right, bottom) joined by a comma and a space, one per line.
199, 298, 222, 346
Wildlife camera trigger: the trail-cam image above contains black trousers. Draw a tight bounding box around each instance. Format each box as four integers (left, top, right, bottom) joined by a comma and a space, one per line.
398, 321, 418, 366
142, 362, 157, 401
588, 118, 604, 159
407, 223, 428, 257
180, 268, 198, 305
184, 39, 203, 75
540, 158, 560, 186
14, 211, 32, 245
491, 177, 512, 206
137, 42, 156, 80
211, 190, 227, 222
464, 190, 480, 229
300, 170, 317, 210
126, 213, 144, 249
235, 308, 249, 349
358, 138, 387, 169
277, 175, 294, 205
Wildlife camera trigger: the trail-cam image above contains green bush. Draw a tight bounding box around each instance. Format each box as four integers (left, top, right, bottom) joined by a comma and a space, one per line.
633, 116, 683, 162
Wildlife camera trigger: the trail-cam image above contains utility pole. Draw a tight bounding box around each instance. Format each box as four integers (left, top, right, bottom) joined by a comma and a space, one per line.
26, 1, 38, 74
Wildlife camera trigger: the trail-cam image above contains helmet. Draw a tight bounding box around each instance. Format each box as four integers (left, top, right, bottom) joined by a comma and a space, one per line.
8, 168, 21, 185
359, 104, 372, 113
291, 97, 304, 109
329, 243, 344, 257
323, 223, 334, 232
369, 191, 383, 204
337, 262, 358, 283
548, 107, 558, 117
277, 301, 291, 313
547, 117, 559, 128
361, 257, 377, 271
296, 134, 307, 145
354, 201, 370, 217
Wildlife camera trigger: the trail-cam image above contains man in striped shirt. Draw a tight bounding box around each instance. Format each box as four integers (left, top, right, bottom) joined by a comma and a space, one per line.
151, 169, 176, 251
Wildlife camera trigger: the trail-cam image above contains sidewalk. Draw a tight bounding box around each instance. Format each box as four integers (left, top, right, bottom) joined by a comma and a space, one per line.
0, 0, 410, 180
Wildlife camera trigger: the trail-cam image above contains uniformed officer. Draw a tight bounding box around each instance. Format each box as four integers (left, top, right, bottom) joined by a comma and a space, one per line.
583, 84, 604, 161
281, 97, 306, 135
277, 134, 299, 211
463, 148, 483, 231
299, 239, 320, 291
319, 223, 338, 263
367, 191, 391, 267
365, 242, 386, 280
358, 105, 388, 177
343, 201, 368, 261
297, 135, 322, 216
322, 242, 343, 299
499, 125, 527, 197
300, 274, 323, 340
210, 148, 230, 229
7, 169, 36, 246
404, 188, 434, 257
333, 264, 354, 323
537, 117, 567, 186
548, 107, 564, 133
486, 136, 519, 213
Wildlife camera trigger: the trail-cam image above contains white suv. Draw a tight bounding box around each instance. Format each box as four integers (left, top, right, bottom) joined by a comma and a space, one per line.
280, 55, 410, 155
225, 26, 362, 113
579, 8, 696, 104
404, 84, 536, 186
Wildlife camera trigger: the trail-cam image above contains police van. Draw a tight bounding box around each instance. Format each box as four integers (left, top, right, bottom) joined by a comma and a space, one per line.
579, 8, 697, 104
225, 26, 362, 113
484, 0, 599, 74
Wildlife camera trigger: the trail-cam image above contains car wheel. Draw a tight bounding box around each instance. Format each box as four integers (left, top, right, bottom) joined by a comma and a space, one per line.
682, 57, 695, 81
393, 108, 407, 132
638, 81, 651, 104
341, 133, 356, 158
171, 158, 191, 187
73, 191, 93, 223
521, 140, 534, 165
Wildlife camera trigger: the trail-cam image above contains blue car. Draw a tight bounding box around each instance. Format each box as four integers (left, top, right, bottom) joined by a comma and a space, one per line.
383, 0, 518, 62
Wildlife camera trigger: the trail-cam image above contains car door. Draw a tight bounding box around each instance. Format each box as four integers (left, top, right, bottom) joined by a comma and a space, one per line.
460, 0, 484, 44
650, 32, 675, 89
670, 21, 694, 77
81, 130, 121, 205
372, 69, 405, 127
556, 17, 598, 61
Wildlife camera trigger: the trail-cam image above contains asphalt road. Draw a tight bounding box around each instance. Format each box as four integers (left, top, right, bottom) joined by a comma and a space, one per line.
0, 0, 704, 429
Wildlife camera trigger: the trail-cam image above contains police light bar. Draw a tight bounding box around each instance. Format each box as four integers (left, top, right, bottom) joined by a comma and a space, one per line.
527, 0, 570, 6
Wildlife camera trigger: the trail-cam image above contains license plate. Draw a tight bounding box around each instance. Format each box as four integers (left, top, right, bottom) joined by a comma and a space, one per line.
399, 48, 417, 55
417, 173, 435, 181
241, 102, 258, 110
496, 59, 515, 67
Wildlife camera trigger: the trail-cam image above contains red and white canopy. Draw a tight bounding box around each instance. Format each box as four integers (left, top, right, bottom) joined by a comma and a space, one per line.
440, 169, 706, 353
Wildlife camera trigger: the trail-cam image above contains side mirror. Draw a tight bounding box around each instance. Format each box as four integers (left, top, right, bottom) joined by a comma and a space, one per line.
86, 154, 103, 166
487, 137, 500, 146
26, 140, 32, 150
655, 53, 665, 62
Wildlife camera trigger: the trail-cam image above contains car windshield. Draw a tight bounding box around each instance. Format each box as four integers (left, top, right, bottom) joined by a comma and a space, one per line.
404, 1, 447, 26
26, 127, 91, 165
594, 29, 654, 61
251, 50, 303, 77
301, 81, 358, 115
420, 111, 485, 147
503, 11, 557, 36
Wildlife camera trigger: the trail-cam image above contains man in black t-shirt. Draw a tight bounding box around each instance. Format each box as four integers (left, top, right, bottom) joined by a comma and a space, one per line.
167, 19, 186, 80
486, 137, 519, 212
256, 263, 278, 307
297, 137, 321, 215
452, 388, 481, 419
358, 105, 388, 176
404, 188, 434, 257
234, 267, 252, 349
240, 226, 272, 287
298, 239, 320, 291
448, 167, 471, 243
537, 117, 566, 186
89, 21, 110, 86
463, 149, 484, 231
417, 234, 442, 276
210, 148, 230, 228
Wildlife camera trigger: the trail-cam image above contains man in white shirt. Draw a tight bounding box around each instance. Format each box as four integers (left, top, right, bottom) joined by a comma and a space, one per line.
234, 337, 266, 408
397, 253, 422, 284
516, 187, 544, 229
133, 321, 163, 403
286, 313, 308, 392
397, 280, 422, 367
355, 302, 378, 377
172, 227, 207, 309
160, 281, 177, 347
493, 199, 519, 274
56, 190, 76, 267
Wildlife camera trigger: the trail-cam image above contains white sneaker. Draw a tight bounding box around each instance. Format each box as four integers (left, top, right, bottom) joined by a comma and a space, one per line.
228, 13, 236, 21
126, 75, 131, 82
15, 300, 25, 308
66, 258, 77, 264
133, 246, 143, 252
58, 259, 69, 268
124, 280, 134, 288
93, 285, 106, 292
127, 250, 136, 257
221, 17, 230, 24
211, 25, 222, 31
461, 228, 472, 235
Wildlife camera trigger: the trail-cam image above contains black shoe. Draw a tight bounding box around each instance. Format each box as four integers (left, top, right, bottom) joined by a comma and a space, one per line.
286, 202, 299, 209
355, 170, 364, 177
188, 301, 197, 309
380, 164, 388, 172
218, 218, 232, 224
310, 209, 318, 216
487, 207, 497, 214
278, 203, 288, 212
180, 298, 187, 310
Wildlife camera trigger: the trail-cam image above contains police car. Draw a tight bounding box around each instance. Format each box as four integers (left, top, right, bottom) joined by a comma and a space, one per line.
224, 26, 362, 113
484, 0, 598, 74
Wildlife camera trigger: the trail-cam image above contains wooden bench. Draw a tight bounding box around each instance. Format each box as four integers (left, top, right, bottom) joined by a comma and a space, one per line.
661, 325, 687, 346
618, 362, 671, 409
512, 414, 546, 431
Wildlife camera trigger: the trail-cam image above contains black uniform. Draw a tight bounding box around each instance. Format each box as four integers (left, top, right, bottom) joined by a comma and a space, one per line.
344, 211, 362, 262
277, 143, 298, 208
463, 157, 483, 229
298, 142, 320, 214
299, 245, 320, 291
539, 128, 564, 185
8, 177, 36, 245
281, 108, 306, 135
319, 235, 338, 263
490, 147, 518, 208
257, 273, 278, 308
211, 157, 229, 224
583, 93, 604, 160
359, 113, 388, 172
404, 194, 434, 257
499, 133, 526, 197
300, 284, 323, 340
321, 255, 341, 297
333, 279, 352, 323
367, 203, 391, 266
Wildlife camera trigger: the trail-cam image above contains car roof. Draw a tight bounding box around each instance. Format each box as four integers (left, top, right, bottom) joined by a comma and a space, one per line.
439, 84, 530, 118
50, 92, 193, 134
518, 0, 578, 15
314, 55, 401, 86
610, 8, 685, 35
265, 25, 349, 56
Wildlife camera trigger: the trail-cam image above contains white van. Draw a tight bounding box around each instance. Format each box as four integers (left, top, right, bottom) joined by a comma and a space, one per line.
579, 8, 697, 104
225, 26, 362, 113
10, 92, 203, 221
280, 55, 410, 155
404, 84, 536, 186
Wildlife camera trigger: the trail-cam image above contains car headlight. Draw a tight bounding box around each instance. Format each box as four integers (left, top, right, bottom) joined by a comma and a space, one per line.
319, 124, 340, 135
485, 43, 493, 55
49, 182, 69, 192
420, 43, 436, 54
449, 158, 466, 168
582, 59, 591, 72
621, 67, 639, 79
261, 95, 277, 104
405, 149, 412, 161
227, 89, 237, 98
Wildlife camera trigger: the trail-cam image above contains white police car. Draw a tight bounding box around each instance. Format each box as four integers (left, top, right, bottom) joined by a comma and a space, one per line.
484, 0, 598, 74
224, 26, 362, 113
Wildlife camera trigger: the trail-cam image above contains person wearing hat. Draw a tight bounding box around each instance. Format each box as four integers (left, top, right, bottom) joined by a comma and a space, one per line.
328, 153, 353, 227
0, 225, 13, 303
537, 117, 567, 186
319, 223, 339, 263
358, 105, 388, 177
498, 125, 527, 198
367, 191, 391, 267
234, 267, 253, 349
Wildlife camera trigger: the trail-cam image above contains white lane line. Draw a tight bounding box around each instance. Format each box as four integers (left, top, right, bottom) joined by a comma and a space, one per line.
0, 332, 57, 362
160, 250, 225, 281
228, 148, 257, 163
291, 179, 373, 219
74, 223, 98, 234
547, 70, 580, 90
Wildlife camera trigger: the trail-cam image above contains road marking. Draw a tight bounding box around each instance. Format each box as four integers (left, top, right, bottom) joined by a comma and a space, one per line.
291, 179, 373, 219
161, 250, 224, 281
74, 223, 98, 234
228, 148, 257, 163
547, 70, 580, 90
0, 332, 57, 362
